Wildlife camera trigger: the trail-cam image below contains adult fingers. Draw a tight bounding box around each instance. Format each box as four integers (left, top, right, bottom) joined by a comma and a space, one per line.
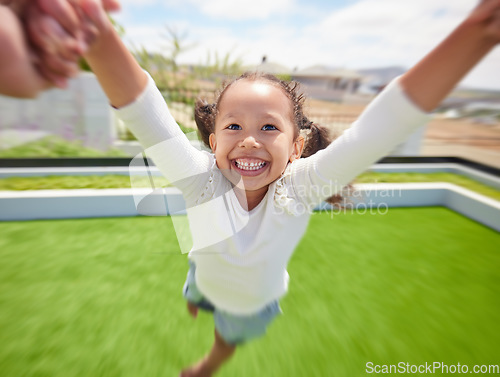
44, 17, 84, 59
102, 0, 121, 12
37, 51, 80, 81
26, 8, 57, 55
36, 62, 70, 89
37, 0, 81, 37
79, 0, 113, 32
47, 17, 87, 59
80, 18, 100, 47
27, 11, 84, 59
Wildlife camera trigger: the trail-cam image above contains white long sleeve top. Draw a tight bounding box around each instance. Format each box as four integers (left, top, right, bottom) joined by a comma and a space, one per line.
114, 73, 431, 315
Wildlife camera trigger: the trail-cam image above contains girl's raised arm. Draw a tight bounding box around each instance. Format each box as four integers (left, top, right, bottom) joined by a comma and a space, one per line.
81, 0, 147, 108
399, 0, 500, 112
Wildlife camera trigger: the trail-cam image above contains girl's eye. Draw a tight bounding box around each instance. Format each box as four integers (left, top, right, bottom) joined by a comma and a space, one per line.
262, 124, 277, 131
227, 124, 241, 130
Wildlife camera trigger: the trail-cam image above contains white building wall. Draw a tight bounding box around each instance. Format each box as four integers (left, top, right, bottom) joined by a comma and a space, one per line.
0, 72, 114, 151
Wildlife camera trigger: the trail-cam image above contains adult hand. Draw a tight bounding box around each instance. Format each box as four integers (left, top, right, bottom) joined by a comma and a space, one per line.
0, 4, 51, 97
25, 0, 121, 88
25, 1, 83, 88
37, 0, 120, 44
0, 0, 30, 17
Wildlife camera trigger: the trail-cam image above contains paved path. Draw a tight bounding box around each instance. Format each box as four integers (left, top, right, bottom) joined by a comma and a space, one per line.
421, 118, 500, 169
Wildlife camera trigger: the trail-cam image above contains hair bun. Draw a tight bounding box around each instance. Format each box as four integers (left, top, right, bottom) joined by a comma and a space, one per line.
194, 99, 216, 147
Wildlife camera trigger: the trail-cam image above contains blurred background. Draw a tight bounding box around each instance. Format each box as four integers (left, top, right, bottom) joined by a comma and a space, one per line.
0, 1, 499, 376
0, 0, 499, 166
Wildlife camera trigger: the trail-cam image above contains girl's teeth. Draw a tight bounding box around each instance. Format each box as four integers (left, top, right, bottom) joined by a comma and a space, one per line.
236, 160, 266, 170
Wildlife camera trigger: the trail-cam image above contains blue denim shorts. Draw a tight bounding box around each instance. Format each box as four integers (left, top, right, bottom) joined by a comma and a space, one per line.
183, 260, 281, 345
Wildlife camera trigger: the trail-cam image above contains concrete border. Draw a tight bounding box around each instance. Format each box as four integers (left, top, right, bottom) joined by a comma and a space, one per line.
1, 183, 498, 231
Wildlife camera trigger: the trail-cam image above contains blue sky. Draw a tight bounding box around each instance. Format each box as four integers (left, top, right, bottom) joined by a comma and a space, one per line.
113, 0, 500, 90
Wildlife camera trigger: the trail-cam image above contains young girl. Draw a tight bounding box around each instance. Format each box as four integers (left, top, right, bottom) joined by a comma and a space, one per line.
28, 1, 500, 376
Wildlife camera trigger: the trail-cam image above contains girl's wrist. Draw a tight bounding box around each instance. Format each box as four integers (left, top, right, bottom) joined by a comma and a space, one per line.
83, 21, 115, 58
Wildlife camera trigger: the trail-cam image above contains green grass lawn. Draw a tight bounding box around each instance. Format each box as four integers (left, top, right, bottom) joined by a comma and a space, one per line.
0, 208, 499, 377
357, 171, 500, 201
1, 172, 499, 201
0, 136, 127, 158
0, 175, 170, 191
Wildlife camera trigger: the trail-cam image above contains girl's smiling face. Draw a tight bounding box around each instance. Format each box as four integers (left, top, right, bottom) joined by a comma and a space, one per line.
209, 79, 304, 205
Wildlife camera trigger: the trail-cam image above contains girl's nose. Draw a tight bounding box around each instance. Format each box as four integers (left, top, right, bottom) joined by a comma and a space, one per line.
239, 135, 260, 148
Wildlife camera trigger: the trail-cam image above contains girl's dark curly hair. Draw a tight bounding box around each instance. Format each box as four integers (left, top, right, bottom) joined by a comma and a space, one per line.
194, 71, 349, 206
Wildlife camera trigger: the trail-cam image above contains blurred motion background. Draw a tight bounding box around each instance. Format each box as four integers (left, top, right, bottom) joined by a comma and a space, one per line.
1, 1, 499, 376
0, 0, 499, 164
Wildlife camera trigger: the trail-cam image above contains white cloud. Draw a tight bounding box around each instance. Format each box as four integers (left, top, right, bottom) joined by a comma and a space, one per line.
118, 0, 160, 6
119, 0, 295, 20
120, 25, 166, 52
188, 0, 294, 20
116, 0, 500, 90
299, 0, 475, 65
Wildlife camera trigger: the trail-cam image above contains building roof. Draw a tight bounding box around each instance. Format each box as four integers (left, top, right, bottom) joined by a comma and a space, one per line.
356, 66, 406, 85
245, 62, 292, 75
293, 65, 362, 79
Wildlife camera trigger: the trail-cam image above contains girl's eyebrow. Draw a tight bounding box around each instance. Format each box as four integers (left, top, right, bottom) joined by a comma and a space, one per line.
220, 112, 237, 120
218, 111, 242, 123
260, 113, 287, 124
224, 112, 284, 121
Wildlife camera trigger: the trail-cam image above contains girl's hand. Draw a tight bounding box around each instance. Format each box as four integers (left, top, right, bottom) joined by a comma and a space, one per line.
79, 0, 118, 36
25, 1, 84, 88
79, 0, 147, 109
399, 0, 499, 112
25, 0, 120, 89
466, 0, 500, 42
34, 0, 120, 46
